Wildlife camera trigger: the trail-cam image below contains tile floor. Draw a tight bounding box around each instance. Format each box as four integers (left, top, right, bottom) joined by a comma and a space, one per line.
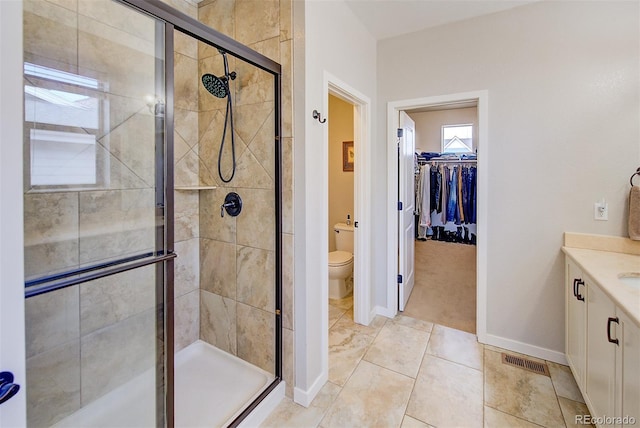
261, 295, 593, 428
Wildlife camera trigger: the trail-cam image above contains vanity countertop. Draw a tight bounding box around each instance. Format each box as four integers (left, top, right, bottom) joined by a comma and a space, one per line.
563, 233, 640, 327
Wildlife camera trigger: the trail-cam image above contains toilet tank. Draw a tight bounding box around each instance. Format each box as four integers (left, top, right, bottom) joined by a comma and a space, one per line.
334, 223, 354, 253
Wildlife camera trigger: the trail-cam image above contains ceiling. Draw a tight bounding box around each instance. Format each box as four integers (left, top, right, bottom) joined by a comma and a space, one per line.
343, 0, 538, 40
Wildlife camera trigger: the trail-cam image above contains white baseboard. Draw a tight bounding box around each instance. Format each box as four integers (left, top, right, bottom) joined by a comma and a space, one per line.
293, 371, 327, 408
483, 333, 567, 365
237, 381, 285, 427
374, 304, 395, 319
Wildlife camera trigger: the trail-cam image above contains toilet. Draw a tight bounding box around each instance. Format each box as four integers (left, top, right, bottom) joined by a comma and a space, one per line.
328, 222, 354, 299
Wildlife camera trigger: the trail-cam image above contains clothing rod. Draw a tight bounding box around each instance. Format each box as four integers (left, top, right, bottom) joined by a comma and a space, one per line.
418, 159, 477, 164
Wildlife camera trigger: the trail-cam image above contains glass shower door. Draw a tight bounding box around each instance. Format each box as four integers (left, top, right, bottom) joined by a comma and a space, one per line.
23, 0, 172, 426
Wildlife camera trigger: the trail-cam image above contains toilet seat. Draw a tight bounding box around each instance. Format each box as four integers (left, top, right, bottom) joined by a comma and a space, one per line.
328, 250, 353, 267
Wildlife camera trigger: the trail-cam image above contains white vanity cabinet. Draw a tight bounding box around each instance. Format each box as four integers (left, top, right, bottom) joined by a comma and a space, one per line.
565, 255, 640, 427
566, 258, 587, 387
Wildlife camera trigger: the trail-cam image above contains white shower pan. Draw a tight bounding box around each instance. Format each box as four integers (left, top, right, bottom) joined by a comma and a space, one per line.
53, 340, 279, 427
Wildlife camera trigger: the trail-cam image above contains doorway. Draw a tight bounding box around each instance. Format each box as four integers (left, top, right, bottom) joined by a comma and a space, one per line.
402, 103, 479, 333
387, 91, 489, 343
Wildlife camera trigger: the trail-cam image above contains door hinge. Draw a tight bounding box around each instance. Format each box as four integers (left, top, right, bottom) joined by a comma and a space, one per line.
397, 128, 403, 138
398, 201, 403, 211
397, 274, 403, 283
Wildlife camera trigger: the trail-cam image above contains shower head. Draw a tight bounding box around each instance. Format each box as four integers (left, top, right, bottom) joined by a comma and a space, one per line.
202, 73, 228, 98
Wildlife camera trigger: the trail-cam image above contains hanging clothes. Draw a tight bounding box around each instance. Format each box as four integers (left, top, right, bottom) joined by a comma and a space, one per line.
418, 164, 431, 230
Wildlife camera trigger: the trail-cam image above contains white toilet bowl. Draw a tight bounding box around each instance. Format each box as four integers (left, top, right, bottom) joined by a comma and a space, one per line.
328, 250, 354, 299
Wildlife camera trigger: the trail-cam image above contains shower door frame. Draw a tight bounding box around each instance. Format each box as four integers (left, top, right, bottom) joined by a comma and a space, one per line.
120, 1, 284, 426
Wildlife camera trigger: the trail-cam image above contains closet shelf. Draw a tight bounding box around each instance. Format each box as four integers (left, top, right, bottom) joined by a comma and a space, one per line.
174, 186, 217, 191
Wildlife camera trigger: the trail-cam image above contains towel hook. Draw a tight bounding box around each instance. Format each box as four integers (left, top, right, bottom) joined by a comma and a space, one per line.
312, 110, 327, 124
631, 167, 640, 187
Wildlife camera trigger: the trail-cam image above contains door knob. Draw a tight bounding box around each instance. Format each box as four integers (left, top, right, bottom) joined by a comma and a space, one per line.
0, 371, 19, 405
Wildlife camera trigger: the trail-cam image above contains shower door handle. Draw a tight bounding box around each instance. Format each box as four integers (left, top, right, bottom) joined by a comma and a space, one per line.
0, 371, 20, 405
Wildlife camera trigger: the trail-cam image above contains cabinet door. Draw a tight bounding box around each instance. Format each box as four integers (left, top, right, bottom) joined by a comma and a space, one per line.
587, 282, 617, 420
617, 311, 640, 426
566, 259, 587, 387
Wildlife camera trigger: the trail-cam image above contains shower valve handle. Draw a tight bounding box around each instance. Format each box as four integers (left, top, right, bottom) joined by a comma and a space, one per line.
220, 192, 242, 218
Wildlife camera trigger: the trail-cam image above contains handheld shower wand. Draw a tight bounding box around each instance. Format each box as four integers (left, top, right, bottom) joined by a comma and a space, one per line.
201, 50, 237, 183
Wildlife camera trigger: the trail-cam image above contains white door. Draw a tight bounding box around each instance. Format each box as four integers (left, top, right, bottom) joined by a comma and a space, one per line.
398, 111, 415, 311
0, 0, 27, 424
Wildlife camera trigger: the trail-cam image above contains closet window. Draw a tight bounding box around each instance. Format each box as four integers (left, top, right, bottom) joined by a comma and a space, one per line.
442, 124, 473, 154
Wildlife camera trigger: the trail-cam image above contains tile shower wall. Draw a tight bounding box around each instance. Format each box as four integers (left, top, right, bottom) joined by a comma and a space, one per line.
23, 0, 161, 425
196, 0, 295, 395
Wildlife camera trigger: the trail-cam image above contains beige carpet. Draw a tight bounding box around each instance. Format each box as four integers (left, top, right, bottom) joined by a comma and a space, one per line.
402, 239, 477, 334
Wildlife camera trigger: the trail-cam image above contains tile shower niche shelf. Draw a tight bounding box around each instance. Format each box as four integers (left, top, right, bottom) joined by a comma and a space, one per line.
174, 186, 217, 191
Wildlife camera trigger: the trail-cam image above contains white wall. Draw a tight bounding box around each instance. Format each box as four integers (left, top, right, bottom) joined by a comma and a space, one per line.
293, 0, 376, 404
409, 107, 478, 153
376, 1, 640, 355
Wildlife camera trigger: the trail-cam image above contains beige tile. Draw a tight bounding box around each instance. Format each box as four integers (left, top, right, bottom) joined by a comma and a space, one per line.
401, 415, 433, 428
237, 303, 275, 374
24, 0, 78, 68
78, 15, 155, 100
282, 327, 294, 398
174, 190, 199, 241
261, 381, 341, 428
174, 30, 197, 59
329, 305, 346, 329
233, 103, 274, 152
161, 0, 197, 18
321, 360, 414, 428
80, 265, 155, 335
483, 406, 541, 427
328, 325, 374, 386
175, 107, 199, 148
392, 314, 434, 333
363, 322, 429, 378
26, 341, 81, 428
406, 355, 483, 428
331, 313, 386, 338
235, 39, 278, 106
78, 189, 156, 264
175, 149, 201, 187
280, 39, 293, 138
24, 192, 79, 279
329, 295, 353, 312
174, 52, 198, 111
200, 238, 236, 298
235, 0, 279, 46
25, 286, 79, 358
81, 309, 156, 404
198, 0, 235, 49
246, 109, 276, 180
101, 111, 156, 186
200, 290, 236, 354
558, 396, 594, 428
279, 0, 292, 41
484, 349, 564, 427
282, 233, 294, 330
78, 0, 154, 42
232, 146, 274, 190
281, 137, 294, 234
236, 246, 275, 312
174, 238, 200, 297
175, 290, 199, 353
199, 188, 236, 243
548, 361, 585, 403
426, 324, 483, 371
236, 188, 275, 251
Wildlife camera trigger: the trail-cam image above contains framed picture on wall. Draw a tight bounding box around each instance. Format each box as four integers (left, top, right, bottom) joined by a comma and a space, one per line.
343, 141, 354, 172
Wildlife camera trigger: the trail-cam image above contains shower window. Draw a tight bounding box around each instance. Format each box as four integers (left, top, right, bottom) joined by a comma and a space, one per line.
24, 63, 108, 189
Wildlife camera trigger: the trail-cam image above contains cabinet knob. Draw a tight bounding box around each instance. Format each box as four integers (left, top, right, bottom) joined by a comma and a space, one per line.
607, 317, 619, 345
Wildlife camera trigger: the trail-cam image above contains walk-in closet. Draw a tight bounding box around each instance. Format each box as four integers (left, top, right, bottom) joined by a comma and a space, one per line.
402, 105, 478, 334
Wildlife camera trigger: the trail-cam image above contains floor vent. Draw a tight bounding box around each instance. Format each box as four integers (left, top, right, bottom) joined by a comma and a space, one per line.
501, 353, 550, 377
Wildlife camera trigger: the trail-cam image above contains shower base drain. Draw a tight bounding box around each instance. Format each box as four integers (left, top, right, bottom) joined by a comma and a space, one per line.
501, 353, 550, 377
